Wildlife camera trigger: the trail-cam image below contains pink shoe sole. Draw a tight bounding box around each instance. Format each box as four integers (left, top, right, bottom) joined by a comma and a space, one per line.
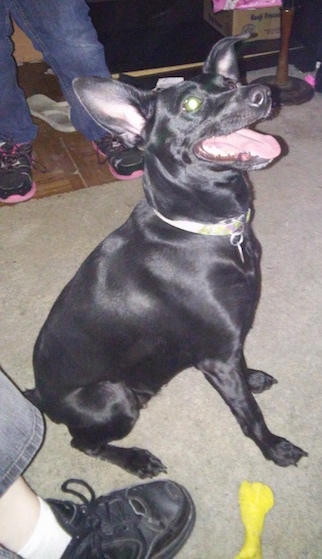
1, 182, 36, 204
93, 142, 144, 181
109, 166, 144, 181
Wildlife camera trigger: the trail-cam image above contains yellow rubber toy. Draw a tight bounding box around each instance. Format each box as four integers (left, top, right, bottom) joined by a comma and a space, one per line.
235, 481, 274, 559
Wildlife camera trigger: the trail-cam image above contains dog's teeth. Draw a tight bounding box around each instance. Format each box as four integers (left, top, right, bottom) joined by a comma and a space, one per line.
239, 152, 252, 161
204, 146, 227, 157
204, 146, 238, 159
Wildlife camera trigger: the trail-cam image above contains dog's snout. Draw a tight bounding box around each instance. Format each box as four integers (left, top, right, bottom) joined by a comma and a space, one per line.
248, 85, 271, 108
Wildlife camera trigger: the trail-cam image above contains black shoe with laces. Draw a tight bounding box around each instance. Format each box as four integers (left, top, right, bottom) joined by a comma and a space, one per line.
93, 134, 144, 180
47, 478, 195, 558
0, 141, 36, 204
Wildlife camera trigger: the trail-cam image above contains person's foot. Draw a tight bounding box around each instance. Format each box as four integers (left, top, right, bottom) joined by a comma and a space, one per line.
48, 478, 195, 558
0, 141, 36, 204
93, 134, 144, 180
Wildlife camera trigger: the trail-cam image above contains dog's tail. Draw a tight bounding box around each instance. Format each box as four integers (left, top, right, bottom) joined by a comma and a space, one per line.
0, 364, 45, 412
24, 388, 45, 411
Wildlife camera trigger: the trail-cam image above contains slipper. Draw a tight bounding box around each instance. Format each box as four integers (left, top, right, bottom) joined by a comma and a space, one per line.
27, 94, 76, 133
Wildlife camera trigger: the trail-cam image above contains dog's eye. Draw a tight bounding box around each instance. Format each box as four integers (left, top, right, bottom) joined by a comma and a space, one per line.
182, 96, 203, 112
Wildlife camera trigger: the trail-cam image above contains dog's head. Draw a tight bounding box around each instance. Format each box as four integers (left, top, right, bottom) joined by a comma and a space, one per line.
73, 35, 280, 175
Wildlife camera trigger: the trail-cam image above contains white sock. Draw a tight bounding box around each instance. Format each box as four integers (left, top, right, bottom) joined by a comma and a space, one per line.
18, 497, 72, 559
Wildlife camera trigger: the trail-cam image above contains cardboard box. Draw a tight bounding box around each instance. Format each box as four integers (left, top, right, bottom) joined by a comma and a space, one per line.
203, 0, 281, 41
12, 21, 42, 63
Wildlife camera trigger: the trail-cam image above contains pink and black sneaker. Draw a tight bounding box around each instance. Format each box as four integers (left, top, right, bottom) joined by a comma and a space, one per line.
0, 141, 36, 204
93, 134, 144, 180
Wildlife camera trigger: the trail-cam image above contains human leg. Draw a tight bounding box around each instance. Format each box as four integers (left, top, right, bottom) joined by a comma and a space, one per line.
0, 370, 44, 498
0, 3, 38, 144
0, 2, 37, 203
0, 479, 38, 556
0, 478, 39, 551
8, 0, 144, 179
0, 370, 195, 557
0, 479, 72, 558
0, 369, 50, 556
9, 0, 109, 141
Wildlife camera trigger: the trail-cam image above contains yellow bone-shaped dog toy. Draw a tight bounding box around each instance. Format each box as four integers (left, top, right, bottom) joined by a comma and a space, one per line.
235, 481, 274, 559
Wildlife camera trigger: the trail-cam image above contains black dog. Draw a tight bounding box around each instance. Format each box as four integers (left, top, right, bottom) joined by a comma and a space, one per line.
27, 35, 307, 477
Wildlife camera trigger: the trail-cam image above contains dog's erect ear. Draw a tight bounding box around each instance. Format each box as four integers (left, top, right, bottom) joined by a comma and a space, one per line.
203, 34, 249, 82
73, 77, 156, 146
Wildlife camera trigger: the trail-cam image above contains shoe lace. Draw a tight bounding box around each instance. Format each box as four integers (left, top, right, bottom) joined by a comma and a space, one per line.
60, 478, 138, 556
0, 142, 32, 171
94, 135, 125, 165
0, 142, 47, 174
60, 479, 106, 554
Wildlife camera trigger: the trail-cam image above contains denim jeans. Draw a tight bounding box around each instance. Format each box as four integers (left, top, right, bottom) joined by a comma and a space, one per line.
1, 0, 110, 143
0, 371, 44, 499
0, 371, 44, 558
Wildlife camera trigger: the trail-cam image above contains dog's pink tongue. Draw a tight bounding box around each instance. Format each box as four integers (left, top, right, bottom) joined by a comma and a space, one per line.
205, 129, 281, 160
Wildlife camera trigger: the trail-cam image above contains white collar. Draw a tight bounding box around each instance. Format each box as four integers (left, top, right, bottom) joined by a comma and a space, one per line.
153, 208, 251, 236
153, 208, 251, 263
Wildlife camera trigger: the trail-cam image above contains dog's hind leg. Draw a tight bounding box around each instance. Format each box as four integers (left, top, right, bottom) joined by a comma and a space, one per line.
240, 354, 278, 394
199, 358, 307, 467
241, 354, 277, 394
245, 368, 277, 394
48, 380, 166, 479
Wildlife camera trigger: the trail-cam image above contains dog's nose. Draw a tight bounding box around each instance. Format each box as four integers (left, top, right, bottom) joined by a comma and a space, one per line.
248, 85, 271, 107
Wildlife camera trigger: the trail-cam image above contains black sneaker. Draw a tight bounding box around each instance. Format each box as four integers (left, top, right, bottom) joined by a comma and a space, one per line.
48, 478, 195, 558
0, 141, 36, 204
93, 134, 144, 180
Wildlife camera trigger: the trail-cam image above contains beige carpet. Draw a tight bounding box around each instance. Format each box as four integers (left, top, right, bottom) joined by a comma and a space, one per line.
1, 71, 322, 558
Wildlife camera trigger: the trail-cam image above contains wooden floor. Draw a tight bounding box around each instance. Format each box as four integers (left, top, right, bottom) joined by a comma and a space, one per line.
2, 59, 208, 206
6, 59, 206, 205
8, 62, 118, 204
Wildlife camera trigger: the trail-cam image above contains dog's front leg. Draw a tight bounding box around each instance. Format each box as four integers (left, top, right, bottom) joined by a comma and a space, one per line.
72, 440, 167, 479
199, 359, 307, 467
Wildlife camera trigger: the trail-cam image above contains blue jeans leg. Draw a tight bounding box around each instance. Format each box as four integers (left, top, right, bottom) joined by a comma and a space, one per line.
0, 3, 38, 144
0, 370, 44, 499
4, 0, 110, 142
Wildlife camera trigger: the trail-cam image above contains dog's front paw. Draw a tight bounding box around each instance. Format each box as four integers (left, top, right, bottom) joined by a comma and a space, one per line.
247, 369, 277, 394
72, 440, 167, 478
124, 447, 167, 479
265, 437, 308, 467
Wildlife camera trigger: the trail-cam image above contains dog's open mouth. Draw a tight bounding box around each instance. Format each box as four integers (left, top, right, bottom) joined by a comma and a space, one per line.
194, 128, 281, 163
